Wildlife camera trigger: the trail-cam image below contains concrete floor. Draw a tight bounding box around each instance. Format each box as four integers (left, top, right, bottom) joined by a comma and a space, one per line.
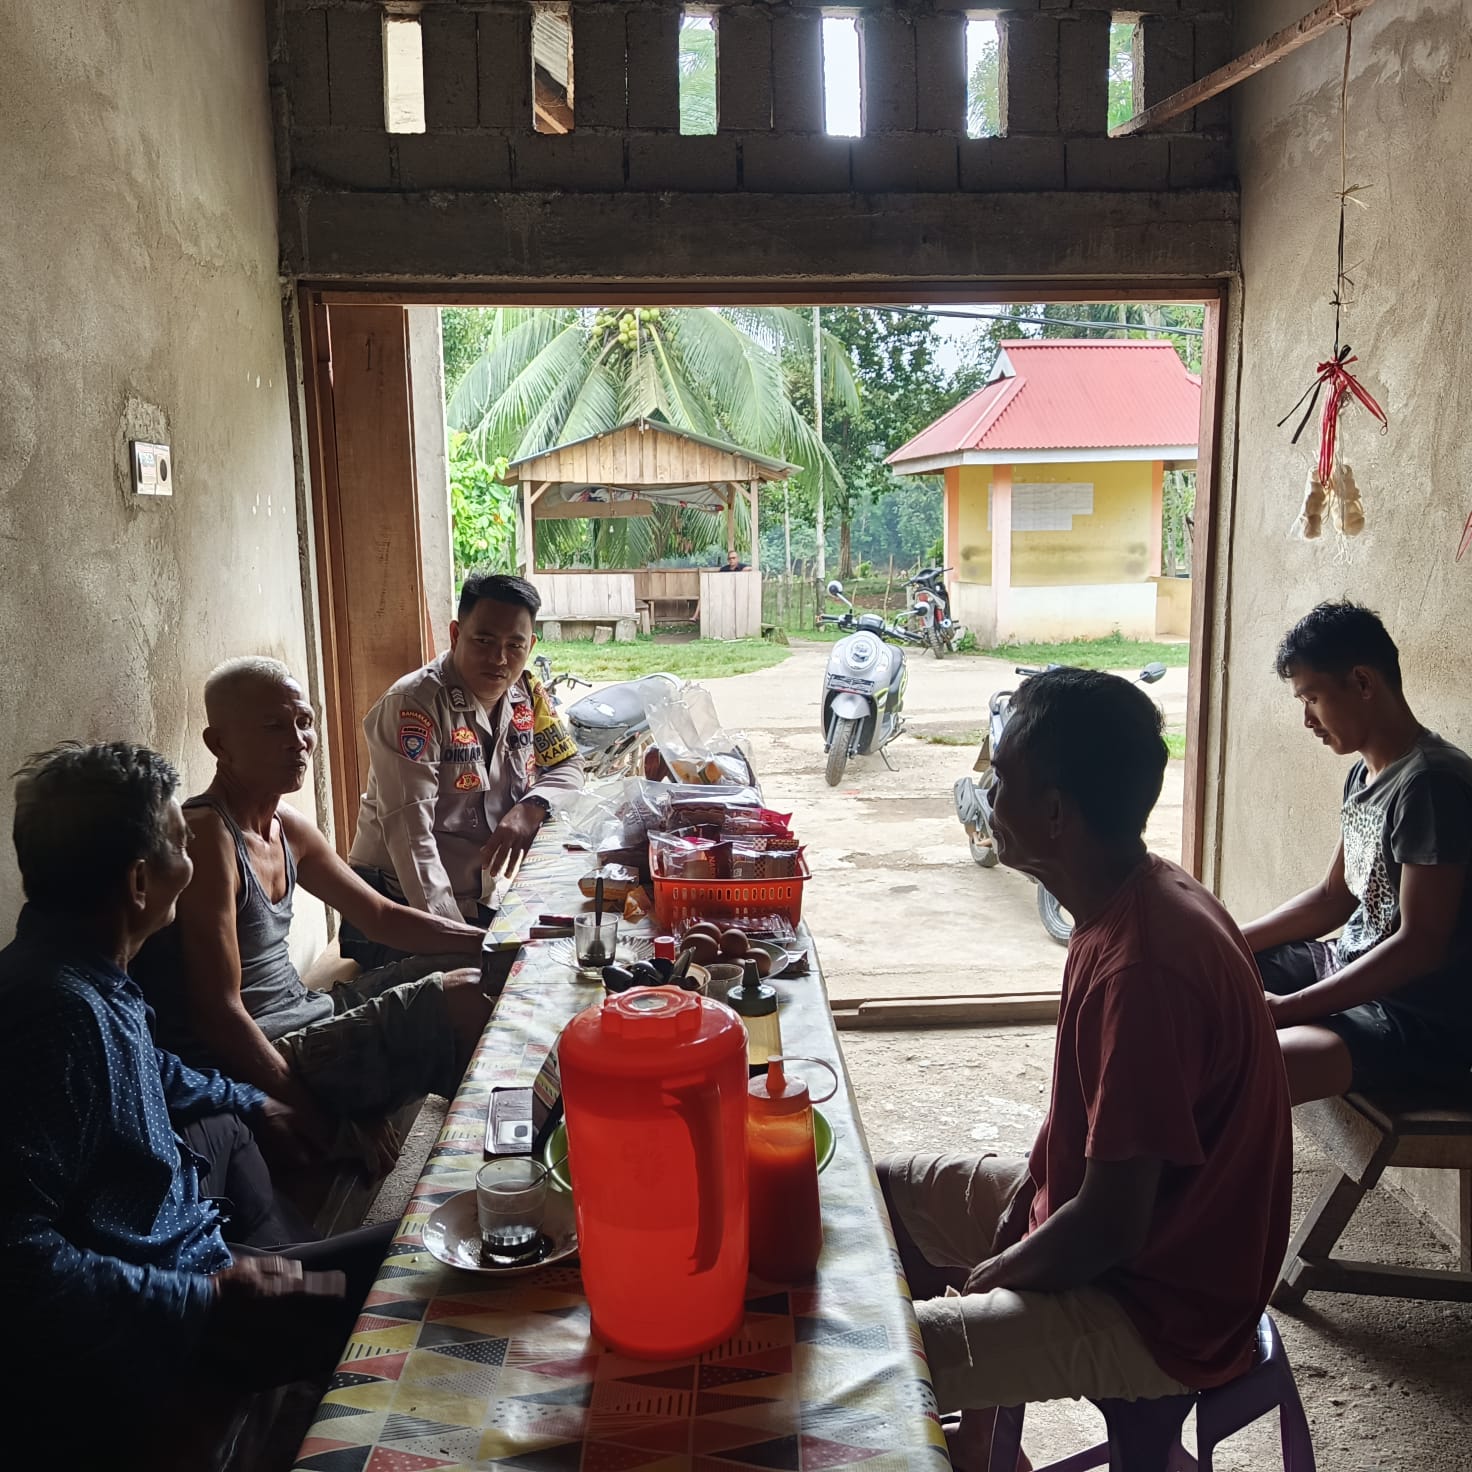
698, 641, 1185, 1006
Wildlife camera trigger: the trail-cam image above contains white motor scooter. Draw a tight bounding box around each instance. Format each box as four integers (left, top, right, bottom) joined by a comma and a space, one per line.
818, 580, 922, 787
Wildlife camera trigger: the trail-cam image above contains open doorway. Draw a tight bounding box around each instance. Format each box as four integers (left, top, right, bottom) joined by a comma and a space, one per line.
298, 286, 1225, 1018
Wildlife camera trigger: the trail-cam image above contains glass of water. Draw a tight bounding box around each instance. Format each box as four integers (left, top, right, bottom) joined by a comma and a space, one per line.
475, 1157, 549, 1263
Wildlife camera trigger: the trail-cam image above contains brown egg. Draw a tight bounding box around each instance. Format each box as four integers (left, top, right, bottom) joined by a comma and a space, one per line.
751, 948, 774, 978
685, 921, 722, 943
719, 929, 750, 958
685, 934, 721, 965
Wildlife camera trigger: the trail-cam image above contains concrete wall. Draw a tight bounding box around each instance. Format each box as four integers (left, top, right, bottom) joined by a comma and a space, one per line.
1153, 574, 1193, 637
1225, 0, 1472, 1238
955, 460, 1156, 587
408, 306, 455, 652
269, 0, 1239, 286
0, 2, 322, 962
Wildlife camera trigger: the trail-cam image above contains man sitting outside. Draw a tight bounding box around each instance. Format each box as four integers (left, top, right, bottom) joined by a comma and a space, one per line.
135, 657, 489, 1164
879, 670, 1292, 1470
718, 550, 747, 572
1242, 600, 1472, 1103
0, 744, 394, 1465
344, 572, 583, 968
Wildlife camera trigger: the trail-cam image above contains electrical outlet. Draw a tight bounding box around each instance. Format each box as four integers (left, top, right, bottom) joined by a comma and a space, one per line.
130, 441, 172, 497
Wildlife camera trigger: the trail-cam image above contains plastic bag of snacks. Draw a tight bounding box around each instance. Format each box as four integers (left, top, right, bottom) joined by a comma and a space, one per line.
643, 682, 756, 787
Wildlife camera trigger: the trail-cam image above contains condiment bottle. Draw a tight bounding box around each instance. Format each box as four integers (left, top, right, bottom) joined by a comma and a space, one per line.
558, 988, 750, 1359
746, 1056, 839, 1283
726, 958, 781, 1067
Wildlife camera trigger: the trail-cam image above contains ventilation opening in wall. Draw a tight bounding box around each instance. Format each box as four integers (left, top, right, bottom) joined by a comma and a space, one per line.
382, 10, 426, 134
965, 16, 1000, 138
821, 15, 861, 137
679, 11, 717, 136
532, 1, 574, 134
1109, 15, 1139, 131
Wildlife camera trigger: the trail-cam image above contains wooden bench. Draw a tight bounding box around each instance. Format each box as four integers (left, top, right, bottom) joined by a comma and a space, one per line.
1275, 1090, 1472, 1306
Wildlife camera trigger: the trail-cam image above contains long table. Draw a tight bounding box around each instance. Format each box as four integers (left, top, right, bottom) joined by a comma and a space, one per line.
293, 839, 949, 1470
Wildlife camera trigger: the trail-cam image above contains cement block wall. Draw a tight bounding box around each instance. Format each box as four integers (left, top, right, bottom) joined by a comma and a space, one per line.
1224, 0, 1472, 1242
0, 1, 326, 963
268, 0, 1239, 285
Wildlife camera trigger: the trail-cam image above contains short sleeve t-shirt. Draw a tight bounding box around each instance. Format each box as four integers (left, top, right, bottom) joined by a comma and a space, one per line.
1334, 731, 1472, 1037
1028, 857, 1293, 1389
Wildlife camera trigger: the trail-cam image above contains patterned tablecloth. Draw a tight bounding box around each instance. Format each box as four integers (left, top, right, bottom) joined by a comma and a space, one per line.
294, 838, 949, 1472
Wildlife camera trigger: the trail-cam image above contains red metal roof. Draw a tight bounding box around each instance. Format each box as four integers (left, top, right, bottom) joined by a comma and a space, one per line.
887, 340, 1201, 465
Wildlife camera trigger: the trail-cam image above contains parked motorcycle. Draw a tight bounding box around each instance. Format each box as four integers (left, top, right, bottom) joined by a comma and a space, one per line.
534, 654, 678, 780
818, 580, 922, 787
954, 660, 1169, 944
906, 565, 964, 658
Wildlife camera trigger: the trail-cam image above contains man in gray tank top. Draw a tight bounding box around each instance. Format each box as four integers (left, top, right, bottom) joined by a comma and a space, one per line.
134, 658, 492, 1162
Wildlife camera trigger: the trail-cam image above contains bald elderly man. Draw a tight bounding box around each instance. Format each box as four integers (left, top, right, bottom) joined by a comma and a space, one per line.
134, 658, 490, 1158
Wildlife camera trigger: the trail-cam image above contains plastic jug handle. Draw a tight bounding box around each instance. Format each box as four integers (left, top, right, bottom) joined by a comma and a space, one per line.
666, 1082, 724, 1274
770, 1055, 840, 1105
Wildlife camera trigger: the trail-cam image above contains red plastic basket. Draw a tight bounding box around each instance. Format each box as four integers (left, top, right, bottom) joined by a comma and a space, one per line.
651, 853, 810, 933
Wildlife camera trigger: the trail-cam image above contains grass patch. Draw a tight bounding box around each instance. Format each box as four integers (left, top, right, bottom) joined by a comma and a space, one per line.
912, 728, 985, 747
1164, 731, 1187, 760
972, 632, 1190, 670
537, 636, 791, 683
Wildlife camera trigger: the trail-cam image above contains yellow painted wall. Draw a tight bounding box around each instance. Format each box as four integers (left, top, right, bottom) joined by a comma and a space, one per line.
952, 460, 1156, 588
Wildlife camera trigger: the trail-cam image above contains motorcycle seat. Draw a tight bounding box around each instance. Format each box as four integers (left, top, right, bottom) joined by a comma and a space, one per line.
568, 672, 678, 732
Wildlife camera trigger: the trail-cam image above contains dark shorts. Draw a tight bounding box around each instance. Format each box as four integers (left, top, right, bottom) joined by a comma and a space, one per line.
272, 955, 464, 1118
340, 865, 489, 972
1255, 942, 1472, 1093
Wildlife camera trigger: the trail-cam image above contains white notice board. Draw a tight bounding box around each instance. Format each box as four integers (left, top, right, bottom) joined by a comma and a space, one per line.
988, 482, 1094, 532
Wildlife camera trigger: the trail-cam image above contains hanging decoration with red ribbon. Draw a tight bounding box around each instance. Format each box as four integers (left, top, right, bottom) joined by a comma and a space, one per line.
1278, 18, 1388, 545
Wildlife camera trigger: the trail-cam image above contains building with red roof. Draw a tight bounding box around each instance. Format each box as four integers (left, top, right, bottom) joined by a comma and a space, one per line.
887, 340, 1201, 645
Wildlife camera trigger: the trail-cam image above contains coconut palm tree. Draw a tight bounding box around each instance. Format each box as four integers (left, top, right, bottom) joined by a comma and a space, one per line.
446, 306, 858, 569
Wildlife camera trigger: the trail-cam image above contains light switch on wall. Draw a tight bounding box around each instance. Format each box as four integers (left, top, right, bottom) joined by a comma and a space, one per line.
129, 441, 172, 497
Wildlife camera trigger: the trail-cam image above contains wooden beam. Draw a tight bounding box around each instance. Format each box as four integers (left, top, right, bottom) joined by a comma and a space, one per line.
831, 992, 1060, 1030
1112, 0, 1382, 137
726, 483, 736, 555
528, 479, 554, 506
749, 479, 760, 573
535, 499, 657, 520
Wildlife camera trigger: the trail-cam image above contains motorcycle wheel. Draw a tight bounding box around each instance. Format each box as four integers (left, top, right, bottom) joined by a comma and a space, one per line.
825, 716, 858, 787
1037, 887, 1075, 946
968, 831, 1000, 868
927, 624, 947, 660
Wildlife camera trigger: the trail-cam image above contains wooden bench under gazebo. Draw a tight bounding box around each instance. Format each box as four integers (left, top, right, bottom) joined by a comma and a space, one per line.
503, 416, 796, 642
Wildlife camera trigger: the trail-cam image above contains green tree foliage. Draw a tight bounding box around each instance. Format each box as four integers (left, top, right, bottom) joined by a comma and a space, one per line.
441, 309, 497, 403
787, 308, 965, 577
1108, 21, 1137, 131
448, 431, 517, 578
679, 16, 716, 135
447, 306, 857, 569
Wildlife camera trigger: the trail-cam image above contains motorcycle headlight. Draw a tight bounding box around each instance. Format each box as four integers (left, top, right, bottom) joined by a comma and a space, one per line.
844, 635, 879, 672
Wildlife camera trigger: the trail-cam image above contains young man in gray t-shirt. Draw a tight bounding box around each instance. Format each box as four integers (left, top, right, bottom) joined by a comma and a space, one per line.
1243, 601, 1472, 1103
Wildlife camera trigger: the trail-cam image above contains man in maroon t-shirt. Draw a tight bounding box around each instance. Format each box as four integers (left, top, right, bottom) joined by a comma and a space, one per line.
880, 669, 1293, 1470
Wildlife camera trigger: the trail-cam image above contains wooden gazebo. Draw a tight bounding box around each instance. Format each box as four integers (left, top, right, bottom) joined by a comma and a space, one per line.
503, 417, 797, 641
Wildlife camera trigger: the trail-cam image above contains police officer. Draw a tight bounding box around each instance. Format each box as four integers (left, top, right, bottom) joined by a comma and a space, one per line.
343, 573, 584, 968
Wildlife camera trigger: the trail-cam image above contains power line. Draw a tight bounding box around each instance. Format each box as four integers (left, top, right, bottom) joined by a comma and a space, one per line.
882, 304, 1204, 338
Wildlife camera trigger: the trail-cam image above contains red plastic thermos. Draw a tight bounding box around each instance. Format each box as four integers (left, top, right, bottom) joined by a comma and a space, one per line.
746, 1056, 839, 1283
559, 987, 750, 1358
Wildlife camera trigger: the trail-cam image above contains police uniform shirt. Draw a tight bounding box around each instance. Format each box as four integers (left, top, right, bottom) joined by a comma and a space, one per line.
348, 653, 584, 921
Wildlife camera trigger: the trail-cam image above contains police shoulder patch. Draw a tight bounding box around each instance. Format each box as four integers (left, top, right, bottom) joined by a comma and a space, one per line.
398, 724, 429, 762
454, 770, 483, 791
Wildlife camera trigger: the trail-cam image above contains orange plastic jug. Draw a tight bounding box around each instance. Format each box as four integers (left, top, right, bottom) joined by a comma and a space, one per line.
559, 986, 750, 1358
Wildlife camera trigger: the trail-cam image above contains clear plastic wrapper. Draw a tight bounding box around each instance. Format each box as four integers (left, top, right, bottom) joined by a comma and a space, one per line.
643, 682, 758, 788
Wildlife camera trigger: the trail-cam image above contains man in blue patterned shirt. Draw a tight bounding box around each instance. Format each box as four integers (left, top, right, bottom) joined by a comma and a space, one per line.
0, 743, 393, 1463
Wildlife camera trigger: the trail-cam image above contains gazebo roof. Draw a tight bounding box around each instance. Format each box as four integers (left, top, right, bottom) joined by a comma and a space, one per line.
887, 341, 1201, 473
504, 415, 797, 512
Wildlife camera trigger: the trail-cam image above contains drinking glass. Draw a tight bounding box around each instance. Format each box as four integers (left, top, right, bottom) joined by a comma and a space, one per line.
475, 1157, 549, 1257
574, 914, 620, 970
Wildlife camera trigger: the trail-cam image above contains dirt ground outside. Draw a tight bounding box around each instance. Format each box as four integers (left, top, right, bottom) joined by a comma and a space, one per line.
683, 642, 1472, 1471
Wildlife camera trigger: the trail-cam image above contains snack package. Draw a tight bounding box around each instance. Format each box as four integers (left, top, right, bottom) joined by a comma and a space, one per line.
643, 682, 758, 788
578, 864, 640, 904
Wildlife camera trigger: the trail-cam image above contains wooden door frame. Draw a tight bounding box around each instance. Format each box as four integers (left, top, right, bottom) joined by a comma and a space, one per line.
295, 279, 1229, 881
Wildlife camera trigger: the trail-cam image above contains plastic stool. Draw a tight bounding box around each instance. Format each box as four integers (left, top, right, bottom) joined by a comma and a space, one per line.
985, 1314, 1315, 1472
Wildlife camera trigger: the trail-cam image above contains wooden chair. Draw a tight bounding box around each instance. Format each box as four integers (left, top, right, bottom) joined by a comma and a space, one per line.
1275, 1090, 1472, 1306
